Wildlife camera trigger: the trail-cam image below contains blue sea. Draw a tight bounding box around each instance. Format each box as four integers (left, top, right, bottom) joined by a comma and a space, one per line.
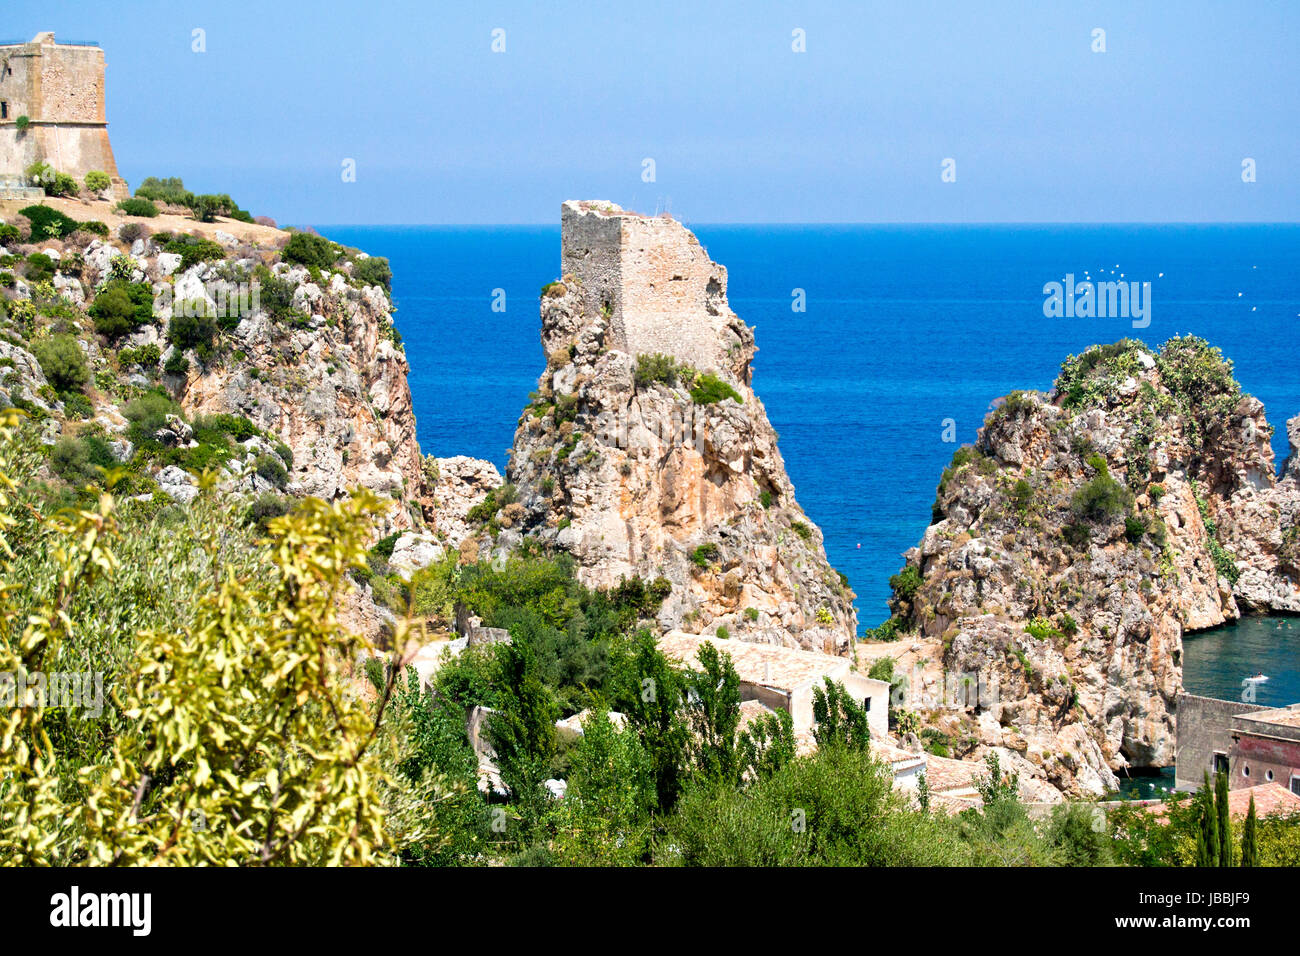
321, 224, 1300, 631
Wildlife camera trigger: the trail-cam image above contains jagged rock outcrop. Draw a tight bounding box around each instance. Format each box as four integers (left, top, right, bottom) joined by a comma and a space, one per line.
890, 338, 1300, 796
177, 262, 428, 530
1284, 416, 1300, 480
504, 201, 856, 654
430, 455, 502, 549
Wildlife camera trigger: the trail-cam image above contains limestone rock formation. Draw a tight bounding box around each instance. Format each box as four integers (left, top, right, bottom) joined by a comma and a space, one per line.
430, 455, 503, 549
1282, 414, 1300, 484
888, 338, 1299, 796
504, 201, 857, 654
174, 260, 429, 531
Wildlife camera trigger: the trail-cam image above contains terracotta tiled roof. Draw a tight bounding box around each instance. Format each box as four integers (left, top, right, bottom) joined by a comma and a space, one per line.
921, 754, 983, 794
1147, 783, 1300, 820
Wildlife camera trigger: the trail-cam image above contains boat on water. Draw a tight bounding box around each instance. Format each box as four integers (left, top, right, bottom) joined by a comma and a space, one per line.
1243, 673, 1269, 684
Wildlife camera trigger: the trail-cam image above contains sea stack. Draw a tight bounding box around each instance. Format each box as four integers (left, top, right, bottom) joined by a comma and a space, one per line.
505, 201, 857, 654
886, 338, 1300, 796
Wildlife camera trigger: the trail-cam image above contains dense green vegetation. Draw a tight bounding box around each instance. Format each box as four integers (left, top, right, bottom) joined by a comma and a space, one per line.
134, 176, 254, 223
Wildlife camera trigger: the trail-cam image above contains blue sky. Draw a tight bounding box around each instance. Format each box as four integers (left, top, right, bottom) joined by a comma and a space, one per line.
8, 0, 1299, 224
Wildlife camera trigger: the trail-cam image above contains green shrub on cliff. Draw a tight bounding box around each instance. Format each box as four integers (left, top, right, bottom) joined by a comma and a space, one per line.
634, 353, 685, 388
1071, 472, 1132, 522
690, 542, 720, 569
164, 235, 225, 270
48, 431, 117, 486
283, 231, 343, 269
89, 280, 154, 340
690, 372, 743, 405
889, 564, 923, 605
116, 197, 159, 218
18, 204, 81, 240
31, 333, 88, 392
352, 255, 393, 291
1155, 335, 1241, 443
1055, 339, 1147, 409
23, 252, 55, 283
168, 309, 219, 362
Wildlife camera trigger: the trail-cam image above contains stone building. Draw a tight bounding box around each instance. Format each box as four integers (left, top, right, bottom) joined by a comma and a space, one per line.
0, 32, 128, 199
1175, 692, 1300, 796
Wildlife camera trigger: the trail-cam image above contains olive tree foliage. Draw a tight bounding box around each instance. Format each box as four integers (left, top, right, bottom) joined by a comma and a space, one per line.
0, 412, 443, 865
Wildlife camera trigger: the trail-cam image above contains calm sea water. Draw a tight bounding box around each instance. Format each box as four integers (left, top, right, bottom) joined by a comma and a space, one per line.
320, 224, 1300, 630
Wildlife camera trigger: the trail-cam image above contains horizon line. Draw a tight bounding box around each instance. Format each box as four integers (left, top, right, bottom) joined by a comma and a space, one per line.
303, 220, 1300, 229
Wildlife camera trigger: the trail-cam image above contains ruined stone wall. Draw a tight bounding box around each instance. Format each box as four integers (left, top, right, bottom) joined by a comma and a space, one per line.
559, 200, 622, 325
559, 200, 735, 374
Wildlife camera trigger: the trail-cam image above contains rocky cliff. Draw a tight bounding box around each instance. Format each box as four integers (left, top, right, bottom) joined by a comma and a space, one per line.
887, 337, 1300, 796
501, 201, 857, 654
1, 201, 434, 537
173, 259, 427, 529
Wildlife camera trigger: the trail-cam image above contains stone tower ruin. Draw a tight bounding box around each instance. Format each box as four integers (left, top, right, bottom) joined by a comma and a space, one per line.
560, 200, 740, 375
0, 32, 127, 199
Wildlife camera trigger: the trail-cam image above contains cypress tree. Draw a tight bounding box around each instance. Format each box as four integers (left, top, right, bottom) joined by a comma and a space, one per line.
1216, 771, 1232, 866
1241, 794, 1259, 867
1196, 771, 1219, 867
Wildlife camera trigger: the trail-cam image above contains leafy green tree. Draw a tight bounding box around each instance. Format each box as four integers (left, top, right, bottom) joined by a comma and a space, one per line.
380, 667, 486, 866
963, 751, 1049, 865
1196, 771, 1220, 867
135, 176, 192, 205
738, 708, 796, 783
665, 745, 965, 866
614, 630, 689, 812
685, 640, 742, 786
0, 407, 405, 865
550, 706, 654, 865
487, 638, 558, 828
811, 678, 871, 751
1047, 803, 1113, 866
